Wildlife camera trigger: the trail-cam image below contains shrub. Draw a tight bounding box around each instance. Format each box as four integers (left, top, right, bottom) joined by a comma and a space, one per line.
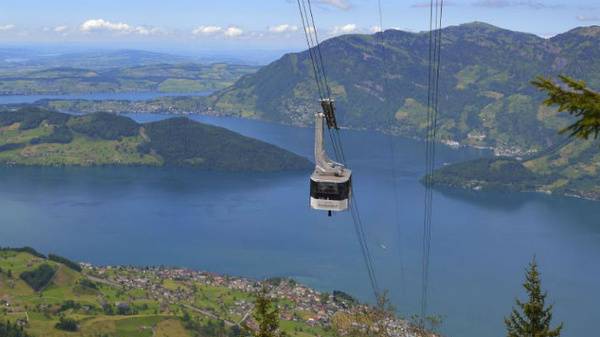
78, 279, 98, 290
20, 264, 56, 291
0, 320, 31, 337
55, 317, 78, 332
0, 143, 25, 152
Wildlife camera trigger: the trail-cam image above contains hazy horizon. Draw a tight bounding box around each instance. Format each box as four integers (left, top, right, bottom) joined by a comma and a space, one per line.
1, 20, 598, 65
1, 0, 599, 50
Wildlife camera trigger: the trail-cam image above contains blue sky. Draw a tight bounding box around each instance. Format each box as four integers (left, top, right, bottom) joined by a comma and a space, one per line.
0, 0, 599, 51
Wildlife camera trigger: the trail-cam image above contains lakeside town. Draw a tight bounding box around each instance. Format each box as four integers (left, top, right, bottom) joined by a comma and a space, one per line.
1, 248, 436, 337
82, 263, 420, 337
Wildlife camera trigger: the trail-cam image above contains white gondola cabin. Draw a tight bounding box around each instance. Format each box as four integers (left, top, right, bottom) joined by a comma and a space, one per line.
310, 100, 352, 215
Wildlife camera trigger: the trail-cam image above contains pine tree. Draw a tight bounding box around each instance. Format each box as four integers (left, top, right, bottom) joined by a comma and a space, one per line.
532, 76, 600, 140
505, 257, 563, 337
249, 286, 285, 337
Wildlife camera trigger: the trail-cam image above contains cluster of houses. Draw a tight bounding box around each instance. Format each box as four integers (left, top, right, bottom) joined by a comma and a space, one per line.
83, 265, 417, 337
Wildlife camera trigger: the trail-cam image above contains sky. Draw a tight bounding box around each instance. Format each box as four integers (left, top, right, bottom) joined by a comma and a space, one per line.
0, 0, 599, 53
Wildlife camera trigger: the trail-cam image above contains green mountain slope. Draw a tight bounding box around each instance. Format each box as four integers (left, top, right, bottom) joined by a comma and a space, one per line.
211, 22, 600, 155
0, 108, 311, 170
429, 139, 600, 200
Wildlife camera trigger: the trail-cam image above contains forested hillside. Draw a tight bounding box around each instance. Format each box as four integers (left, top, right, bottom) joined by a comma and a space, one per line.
0, 108, 311, 170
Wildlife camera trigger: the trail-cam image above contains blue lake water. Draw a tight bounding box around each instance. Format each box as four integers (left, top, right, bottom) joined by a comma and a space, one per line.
0, 91, 212, 104
0, 111, 599, 337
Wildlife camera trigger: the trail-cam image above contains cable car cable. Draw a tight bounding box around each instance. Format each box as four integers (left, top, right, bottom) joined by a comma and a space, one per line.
350, 195, 380, 298
422, 0, 438, 324
297, 0, 345, 165
296, 0, 325, 100
306, 0, 333, 100
297, 0, 380, 301
375, 0, 408, 303
421, 0, 444, 325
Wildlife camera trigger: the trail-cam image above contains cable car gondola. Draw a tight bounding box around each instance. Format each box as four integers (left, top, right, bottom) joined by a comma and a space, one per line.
310, 99, 352, 216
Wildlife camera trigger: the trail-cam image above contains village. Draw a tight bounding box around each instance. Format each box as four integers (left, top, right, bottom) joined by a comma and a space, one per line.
83, 263, 415, 336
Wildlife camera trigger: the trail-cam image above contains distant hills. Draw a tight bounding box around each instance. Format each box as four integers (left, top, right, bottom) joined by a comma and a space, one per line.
0, 108, 311, 170
0, 62, 258, 95
0, 48, 287, 68
0, 49, 232, 69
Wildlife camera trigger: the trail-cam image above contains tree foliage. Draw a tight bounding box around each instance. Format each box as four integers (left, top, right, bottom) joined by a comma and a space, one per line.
0, 247, 46, 259
30, 126, 73, 145
429, 157, 538, 191
19, 264, 56, 292
532, 75, 600, 140
55, 317, 78, 332
68, 112, 139, 140
0, 320, 31, 337
505, 257, 563, 337
48, 254, 82, 272
332, 291, 400, 337
247, 287, 285, 337
141, 117, 311, 171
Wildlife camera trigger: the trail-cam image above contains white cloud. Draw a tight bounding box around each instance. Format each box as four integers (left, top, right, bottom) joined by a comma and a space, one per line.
80, 19, 161, 36
370, 25, 382, 33
269, 24, 298, 33
192, 25, 223, 35
134, 26, 162, 35
315, 0, 352, 10
80, 19, 131, 32
411, 1, 458, 8
304, 26, 316, 34
472, 0, 561, 9
0, 24, 15, 32
54, 25, 68, 33
192, 25, 243, 38
576, 15, 600, 22
224, 26, 244, 37
331, 24, 357, 35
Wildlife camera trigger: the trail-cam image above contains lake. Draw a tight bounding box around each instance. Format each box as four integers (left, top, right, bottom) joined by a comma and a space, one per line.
0, 91, 212, 104
0, 109, 599, 337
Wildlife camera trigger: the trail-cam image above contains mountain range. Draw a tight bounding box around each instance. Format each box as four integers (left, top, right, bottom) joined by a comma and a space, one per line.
204, 22, 600, 199
211, 22, 600, 155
